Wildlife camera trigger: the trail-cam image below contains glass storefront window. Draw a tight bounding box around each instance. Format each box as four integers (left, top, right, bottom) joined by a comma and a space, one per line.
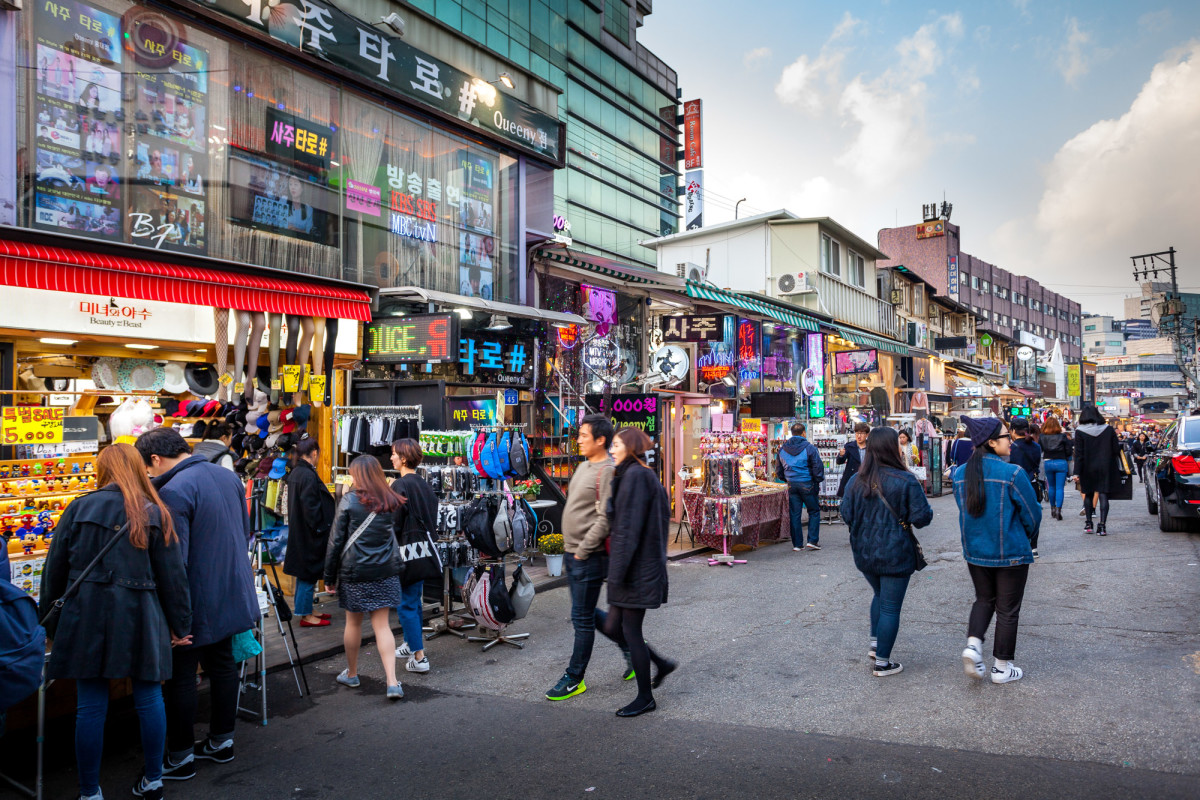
14, 0, 521, 301
761, 323, 800, 394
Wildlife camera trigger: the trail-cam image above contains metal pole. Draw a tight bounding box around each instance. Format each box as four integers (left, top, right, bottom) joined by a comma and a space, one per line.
735, 198, 746, 219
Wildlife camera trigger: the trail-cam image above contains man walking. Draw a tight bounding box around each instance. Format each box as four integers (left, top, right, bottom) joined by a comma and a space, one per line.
835, 422, 870, 499
776, 422, 825, 551
545, 414, 630, 701
136, 428, 259, 780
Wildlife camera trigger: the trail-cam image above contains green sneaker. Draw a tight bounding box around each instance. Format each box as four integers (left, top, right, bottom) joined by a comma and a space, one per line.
622, 652, 635, 681
545, 673, 587, 701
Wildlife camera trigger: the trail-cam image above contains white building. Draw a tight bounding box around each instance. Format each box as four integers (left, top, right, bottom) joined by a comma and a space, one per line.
1082, 315, 1125, 357
1095, 337, 1188, 413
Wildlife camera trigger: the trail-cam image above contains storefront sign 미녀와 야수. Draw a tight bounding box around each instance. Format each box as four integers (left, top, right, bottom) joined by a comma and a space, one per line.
661, 314, 731, 343
364, 315, 460, 363
199, 0, 561, 162
585, 393, 659, 437
3, 407, 64, 445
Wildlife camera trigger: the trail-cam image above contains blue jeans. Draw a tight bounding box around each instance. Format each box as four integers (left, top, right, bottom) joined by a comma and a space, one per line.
395, 580, 425, 653
788, 483, 820, 547
862, 572, 911, 660
76, 678, 165, 796
1044, 459, 1069, 508
293, 578, 317, 616
565, 553, 617, 680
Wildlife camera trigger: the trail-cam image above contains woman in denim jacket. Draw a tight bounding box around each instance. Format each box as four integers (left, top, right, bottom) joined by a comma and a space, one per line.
952, 416, 1041, 685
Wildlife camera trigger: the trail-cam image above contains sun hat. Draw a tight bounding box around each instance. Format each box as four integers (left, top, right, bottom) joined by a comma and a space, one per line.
90, 357, 120, 389
185, 363, 220, 397
118, 359, 165, 392
161, 362, 189, 394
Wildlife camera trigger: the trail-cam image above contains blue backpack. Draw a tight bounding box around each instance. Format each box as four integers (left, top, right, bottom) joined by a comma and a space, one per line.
497, 431, 513, 475
0, 580, 45, 712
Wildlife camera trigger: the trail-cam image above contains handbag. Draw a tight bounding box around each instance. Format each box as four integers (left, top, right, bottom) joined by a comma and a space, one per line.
39, 522, 129, 637
231, 628, 262, 663
876, 485, 927, 571
397, 505, 444, 587
508, 564, 534, 620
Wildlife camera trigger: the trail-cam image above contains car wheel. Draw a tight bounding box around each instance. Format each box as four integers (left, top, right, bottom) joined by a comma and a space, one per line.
1158, 495, 1188, 532
1145, 479, 1158, 515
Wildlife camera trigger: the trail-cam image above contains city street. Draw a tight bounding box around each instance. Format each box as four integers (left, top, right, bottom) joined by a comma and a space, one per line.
24, 488, 1200, 799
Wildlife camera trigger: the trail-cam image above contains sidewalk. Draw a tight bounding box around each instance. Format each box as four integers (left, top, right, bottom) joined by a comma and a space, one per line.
262, 521, 715, 675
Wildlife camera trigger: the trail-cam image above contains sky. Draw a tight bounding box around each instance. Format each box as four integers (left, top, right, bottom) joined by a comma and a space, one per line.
638, 1, 1200, 317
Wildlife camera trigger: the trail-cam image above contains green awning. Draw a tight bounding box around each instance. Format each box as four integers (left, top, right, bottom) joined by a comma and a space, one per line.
685, 281, 820, 331
834, 324, 908, 354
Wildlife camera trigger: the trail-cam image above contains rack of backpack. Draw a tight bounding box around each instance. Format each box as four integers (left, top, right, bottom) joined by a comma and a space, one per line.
332, 405, 423, 470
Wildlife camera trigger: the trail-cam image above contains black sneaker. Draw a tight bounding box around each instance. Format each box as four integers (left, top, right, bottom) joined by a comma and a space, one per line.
1084, 521, 1094, 534
872, 661, 904, 677
651, 659, 677, 689
194, 739, 235, 763
131, 774, 164, 799
160, 755, 195, 781
545, 673, 586, 701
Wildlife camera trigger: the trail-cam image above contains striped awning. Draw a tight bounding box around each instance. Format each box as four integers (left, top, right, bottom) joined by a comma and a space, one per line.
685, 281, 820, 331
0, 240, 373, 320
533, 247, 682, 286
833, 324, 908, 354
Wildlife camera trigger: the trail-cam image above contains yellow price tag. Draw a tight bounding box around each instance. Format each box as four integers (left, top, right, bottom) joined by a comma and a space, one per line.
302, 365, 312, 390
270, 379, 282, 391
740, 417, 763, 433
233, 382, 245, 394
281, 365, 301, 393
308, 374, 327, 403
2, 407, 64, 446
218, 372, 234, 386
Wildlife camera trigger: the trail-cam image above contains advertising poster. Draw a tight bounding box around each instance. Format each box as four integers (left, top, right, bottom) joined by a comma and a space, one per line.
0, 15, 17, 226
227, 150, 339, 245
685, 170, 703, 230
32, 2, 125, 242
130, 26, 209, 254
457, 151, 495, 300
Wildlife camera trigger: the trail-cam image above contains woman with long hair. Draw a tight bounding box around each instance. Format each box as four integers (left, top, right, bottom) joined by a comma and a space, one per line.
840, 428, 934, 676
953, 418, 1041, 685
324, 455, 404, 699
1132, 431, 1151, 482
604, 428, 677, 717
1040, 416, 1073, 521
897, 429, 918, 468
284, 438, 335, 627
1072, 405, 1120, 535
41, 444, 192, 800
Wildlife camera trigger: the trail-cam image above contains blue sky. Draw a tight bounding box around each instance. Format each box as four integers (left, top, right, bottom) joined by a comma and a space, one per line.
639, 1, 1200, 316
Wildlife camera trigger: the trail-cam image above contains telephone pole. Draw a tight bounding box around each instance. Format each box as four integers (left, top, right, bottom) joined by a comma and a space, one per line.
1130, 247, 1198, 412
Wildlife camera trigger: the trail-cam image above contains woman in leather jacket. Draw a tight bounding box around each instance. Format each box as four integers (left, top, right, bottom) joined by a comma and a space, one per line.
324, 455, 404, 699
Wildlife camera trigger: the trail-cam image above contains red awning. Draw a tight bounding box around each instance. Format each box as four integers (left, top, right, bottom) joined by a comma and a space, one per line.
1015, 388, 1040, 398
0, 240, 373, 321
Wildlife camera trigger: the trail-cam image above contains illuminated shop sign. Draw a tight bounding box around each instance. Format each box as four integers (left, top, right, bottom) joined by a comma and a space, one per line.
364, 314, 459, 363
661, 314, 730, 343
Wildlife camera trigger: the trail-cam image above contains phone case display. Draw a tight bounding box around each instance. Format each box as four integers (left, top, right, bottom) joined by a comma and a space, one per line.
809, 428, 847, 516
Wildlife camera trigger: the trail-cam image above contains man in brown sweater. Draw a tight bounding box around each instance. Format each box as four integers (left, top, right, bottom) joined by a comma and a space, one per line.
546, 414, 632, 701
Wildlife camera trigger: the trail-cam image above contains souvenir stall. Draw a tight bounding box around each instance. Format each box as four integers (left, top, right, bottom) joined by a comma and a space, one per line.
824, 333, 896, 429
682, 430, 789, 555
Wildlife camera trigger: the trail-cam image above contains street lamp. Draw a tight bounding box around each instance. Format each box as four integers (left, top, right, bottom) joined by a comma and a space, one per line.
735, 198, 747, 219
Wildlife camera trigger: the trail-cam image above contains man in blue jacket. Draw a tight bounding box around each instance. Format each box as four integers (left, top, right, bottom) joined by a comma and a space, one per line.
136, 428, 259, 781
775, 422, 826, 550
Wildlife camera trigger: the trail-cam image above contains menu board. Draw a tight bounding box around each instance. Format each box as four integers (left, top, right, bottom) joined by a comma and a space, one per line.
32, 1, 125, 241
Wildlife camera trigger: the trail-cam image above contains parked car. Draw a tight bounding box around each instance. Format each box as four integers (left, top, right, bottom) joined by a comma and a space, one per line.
1145, 415, 1200, 532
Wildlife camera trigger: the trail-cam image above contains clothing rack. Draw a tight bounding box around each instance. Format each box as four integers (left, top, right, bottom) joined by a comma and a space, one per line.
469, 423, 527, 430
332, 405, 423, 469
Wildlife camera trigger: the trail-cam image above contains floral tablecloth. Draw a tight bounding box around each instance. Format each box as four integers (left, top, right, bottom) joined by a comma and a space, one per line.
684, 487, 790, 549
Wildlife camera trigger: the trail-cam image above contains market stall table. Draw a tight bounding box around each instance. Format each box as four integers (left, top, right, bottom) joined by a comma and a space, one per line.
683, 485, 791, 550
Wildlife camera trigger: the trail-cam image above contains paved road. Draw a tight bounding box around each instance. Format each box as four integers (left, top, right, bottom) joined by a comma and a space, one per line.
20, 485, 1200, 798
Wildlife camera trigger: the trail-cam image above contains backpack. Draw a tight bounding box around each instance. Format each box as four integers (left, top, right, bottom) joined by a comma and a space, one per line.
497, 431, 513, 475
485, 564, 516, 626
461, 497, 504, 559
508, 433, 530, 479
0, 581, 46, 712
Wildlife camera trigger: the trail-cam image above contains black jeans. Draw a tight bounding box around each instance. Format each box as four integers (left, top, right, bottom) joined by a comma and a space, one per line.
164, 636, 239, 756
565, 553, 620, 680
967, 563, 1030, 661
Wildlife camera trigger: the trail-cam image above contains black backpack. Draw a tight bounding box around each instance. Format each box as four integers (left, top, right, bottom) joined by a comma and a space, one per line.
461, 497, 504, 559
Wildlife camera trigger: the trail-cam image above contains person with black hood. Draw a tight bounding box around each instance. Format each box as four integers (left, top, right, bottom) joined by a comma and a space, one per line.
839, 427, 933, 677
836, 422, 870, 499
284, 437, 335, 627
604, 427, 677, 717
775, 421, 825, 551
1072, 405, 1121, 535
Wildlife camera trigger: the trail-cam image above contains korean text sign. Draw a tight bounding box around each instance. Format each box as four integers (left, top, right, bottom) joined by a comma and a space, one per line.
585, 393, 660, 437
2, 407, 64, 445
661, 314, 730, 343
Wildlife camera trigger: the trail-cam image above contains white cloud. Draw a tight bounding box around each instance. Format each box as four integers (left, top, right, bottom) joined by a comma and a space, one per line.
830, 11, 864, 42
1012, 0, 1032, 20
1057, 17, 1092, 86
957, 66, 981, 94
743, 47, 772, 70
774, 13, 861, 111
1138, 9, 1172, 33
990, 41, 1200, 315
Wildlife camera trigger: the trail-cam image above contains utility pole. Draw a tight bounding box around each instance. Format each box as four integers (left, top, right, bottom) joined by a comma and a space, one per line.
1130, 247, 1198, 412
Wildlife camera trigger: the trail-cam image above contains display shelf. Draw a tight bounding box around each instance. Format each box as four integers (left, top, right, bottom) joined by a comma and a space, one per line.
0, 488, 90, 501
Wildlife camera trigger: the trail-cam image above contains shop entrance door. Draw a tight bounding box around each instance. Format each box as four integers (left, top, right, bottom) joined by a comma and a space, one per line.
661, 393, 712, 522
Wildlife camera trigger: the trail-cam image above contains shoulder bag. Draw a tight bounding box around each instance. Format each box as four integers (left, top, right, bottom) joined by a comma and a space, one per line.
876, 484, 927, 571
336, 510, 377, 578
40, 522, 129, 636
396, 502, 444, 587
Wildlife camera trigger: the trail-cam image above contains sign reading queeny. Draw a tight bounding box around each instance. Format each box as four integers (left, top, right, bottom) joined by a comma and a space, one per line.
661, 314, 730, 343
195, 0, 562, 162
364, 314, 460, 363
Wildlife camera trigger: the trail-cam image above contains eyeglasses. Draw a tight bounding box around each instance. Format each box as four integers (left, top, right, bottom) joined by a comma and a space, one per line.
995, 434, 1011, 440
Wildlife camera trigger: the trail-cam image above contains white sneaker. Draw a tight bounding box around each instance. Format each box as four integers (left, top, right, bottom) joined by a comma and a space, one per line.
406, 656, 430, 673
793, 547, 803, 552
991, 663, 1024, 684
962, 644, 986, 679
395, 643, 413, 658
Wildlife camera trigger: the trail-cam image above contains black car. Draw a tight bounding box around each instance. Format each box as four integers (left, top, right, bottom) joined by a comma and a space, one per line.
1145, 415, 1200, 532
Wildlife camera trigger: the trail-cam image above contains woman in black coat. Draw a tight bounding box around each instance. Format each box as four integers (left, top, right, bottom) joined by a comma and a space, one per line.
41, 443, 191, 800
604, 427, 677, 718
284, 438, 335, 626
1072, 405, 1120, 535
839, 428, 934, 677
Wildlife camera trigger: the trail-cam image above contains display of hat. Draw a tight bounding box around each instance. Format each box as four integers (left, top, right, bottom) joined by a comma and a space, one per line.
256, 414, 270, 439
246, 436, 264, 453
201, 400, 221, 418
192, 420, 208, 440
161, 362, 189, 394
118, 359, 165, 392
230, 432, 246, 453
185, 363, 220, 397
267, 409, 283, 434
275, 432, 298, 452
161, 398, 181, 418
90, 356, 120, 389
42, 377, 70, 392
265, 431, 282, 449
292, 404, 311, 429
177, 423, 194, 438
961, 416, 1003, 448
280, 408, 296, 434
185, 399, 206, 417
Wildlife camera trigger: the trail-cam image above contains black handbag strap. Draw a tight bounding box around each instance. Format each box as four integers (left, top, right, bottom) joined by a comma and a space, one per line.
874, 484, 912, 532
39, 522, 129, 625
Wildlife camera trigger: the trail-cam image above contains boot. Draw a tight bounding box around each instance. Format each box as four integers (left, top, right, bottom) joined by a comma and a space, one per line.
1051, 506, 1059, 520
1056, 506, 1063, 520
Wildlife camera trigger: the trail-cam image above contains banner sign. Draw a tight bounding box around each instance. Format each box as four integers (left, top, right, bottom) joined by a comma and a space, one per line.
265, 108, 334, 171
947, 254, 959, 298
2, 407, 64, 445
683, 99, 702, 169
585, 393, 660, 437
685, 170, 703, 230
661, 314, 731, 343
1067, 363, 1081, 397
447, 396, 496, 429
916, 220, 945, 239
194, 0, 562, 162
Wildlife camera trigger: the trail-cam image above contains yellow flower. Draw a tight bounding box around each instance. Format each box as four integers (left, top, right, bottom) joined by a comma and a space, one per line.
537, 534, 564, 555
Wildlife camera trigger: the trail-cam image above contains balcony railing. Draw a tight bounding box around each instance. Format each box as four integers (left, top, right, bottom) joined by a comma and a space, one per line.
813, 271, 901, 340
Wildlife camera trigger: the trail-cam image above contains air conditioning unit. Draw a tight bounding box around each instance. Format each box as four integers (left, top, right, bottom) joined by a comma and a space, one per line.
676, 262, 706, 283
776, 272, 809, 295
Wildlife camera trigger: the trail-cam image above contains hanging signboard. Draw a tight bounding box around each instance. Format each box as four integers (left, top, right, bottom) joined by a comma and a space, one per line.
1067, 363, 1081, 397
683, 99, 702, 169
447, 396, 497, 429
364, 314, 460, 363
947, 255, 959, 298
661, 314, 731, 343
685, 170, 703, 230
585, 393, 660, 437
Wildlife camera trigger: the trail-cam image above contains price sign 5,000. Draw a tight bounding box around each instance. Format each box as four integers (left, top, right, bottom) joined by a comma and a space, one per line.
2, 407, 65, 445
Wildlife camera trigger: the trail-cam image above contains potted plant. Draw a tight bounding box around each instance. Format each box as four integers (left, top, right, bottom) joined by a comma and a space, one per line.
514, 478, 542, 501
537, 533, 565, 577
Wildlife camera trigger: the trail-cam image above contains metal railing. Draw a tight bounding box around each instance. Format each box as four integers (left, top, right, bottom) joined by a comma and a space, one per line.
813, 271, 901, 340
